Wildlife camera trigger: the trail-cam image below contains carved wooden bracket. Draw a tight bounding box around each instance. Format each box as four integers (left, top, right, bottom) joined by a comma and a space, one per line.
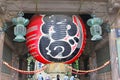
107, 0, 120, 14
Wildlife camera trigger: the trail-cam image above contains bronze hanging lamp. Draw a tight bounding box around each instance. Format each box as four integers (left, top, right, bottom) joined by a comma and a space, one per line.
87, 15, 103, 41
12, 1, 29, 42
12, 11, 29, 42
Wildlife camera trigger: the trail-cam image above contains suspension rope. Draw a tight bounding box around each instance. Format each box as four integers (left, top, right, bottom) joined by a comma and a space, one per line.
2, 61, 47, 74
3, 60, 110, 75
71, 71, 88, 75
67, 60, 110, 73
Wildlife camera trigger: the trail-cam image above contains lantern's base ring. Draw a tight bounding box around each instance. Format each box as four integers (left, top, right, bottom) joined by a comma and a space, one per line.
13, 35, 26, 42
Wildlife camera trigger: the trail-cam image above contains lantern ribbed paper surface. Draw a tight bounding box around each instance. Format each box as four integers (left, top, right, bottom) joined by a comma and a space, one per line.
26, 14, 86, 64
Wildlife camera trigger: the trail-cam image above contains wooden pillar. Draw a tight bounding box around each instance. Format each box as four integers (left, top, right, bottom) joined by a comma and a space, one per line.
89, 51, 97, 80
109, 29, 120, 80
0, 27, 5, 80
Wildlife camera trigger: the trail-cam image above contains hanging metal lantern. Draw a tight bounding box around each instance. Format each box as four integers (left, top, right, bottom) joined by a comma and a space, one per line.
12, 12, 29, 42
87, 16, 103, 41
14, 24, 26, 42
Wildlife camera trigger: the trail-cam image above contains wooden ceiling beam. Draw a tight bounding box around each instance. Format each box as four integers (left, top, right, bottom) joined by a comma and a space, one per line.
5, 1, 107, 14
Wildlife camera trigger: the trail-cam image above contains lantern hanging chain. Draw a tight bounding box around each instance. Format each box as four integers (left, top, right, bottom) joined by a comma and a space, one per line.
78, 0, 83, 13
35, 0, 39, 14
91, 0, 95, 15
20, 0, 23, 12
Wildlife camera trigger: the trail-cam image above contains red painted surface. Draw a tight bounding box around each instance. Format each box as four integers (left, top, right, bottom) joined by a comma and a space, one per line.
26, 15, 86, 64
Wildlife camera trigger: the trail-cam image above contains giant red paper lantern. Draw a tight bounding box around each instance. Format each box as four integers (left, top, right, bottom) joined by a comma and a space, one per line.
26, 14, 86, 64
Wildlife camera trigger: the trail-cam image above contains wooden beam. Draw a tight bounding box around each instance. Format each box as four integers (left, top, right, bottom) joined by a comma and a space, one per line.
5, 1, 107, 14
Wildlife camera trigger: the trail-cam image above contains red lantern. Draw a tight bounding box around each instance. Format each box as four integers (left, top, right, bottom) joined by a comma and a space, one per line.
26, 14, 86, 64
